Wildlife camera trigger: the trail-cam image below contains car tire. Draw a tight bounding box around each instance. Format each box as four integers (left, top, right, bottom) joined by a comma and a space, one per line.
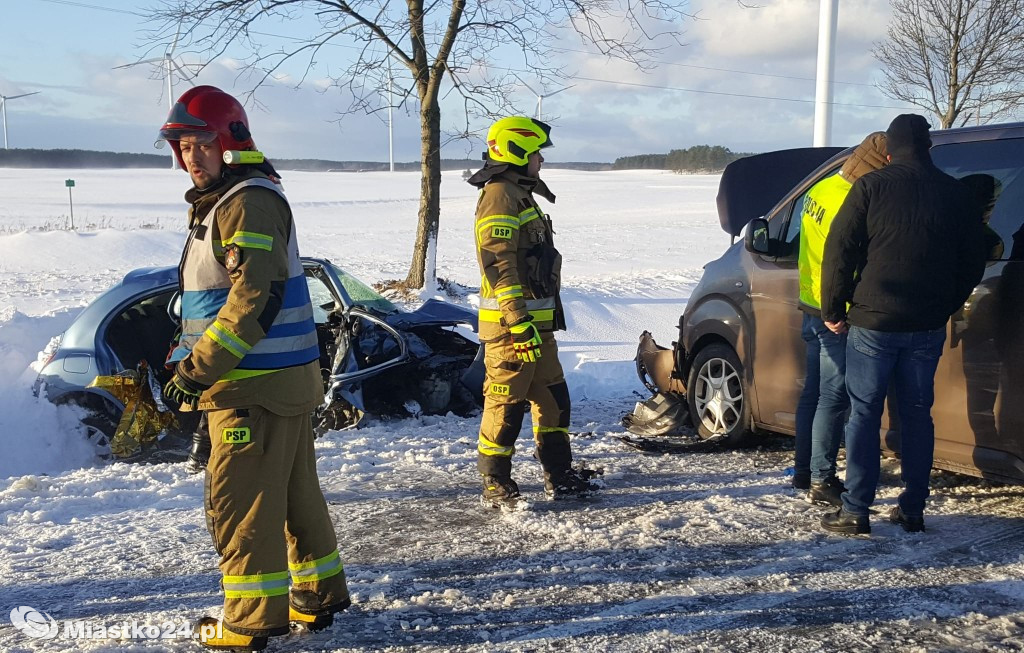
686, 343, 750, 445
81, 412, 116, 461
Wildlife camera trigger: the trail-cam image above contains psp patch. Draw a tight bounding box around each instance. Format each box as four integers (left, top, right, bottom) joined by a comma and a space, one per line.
223, 244, 243, 272
222, 426, 251, 444
491, 226, 514, 240
490, 383, 510, 396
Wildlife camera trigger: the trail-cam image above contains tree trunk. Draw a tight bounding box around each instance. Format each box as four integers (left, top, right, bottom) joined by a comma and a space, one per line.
405, 94, 442, 289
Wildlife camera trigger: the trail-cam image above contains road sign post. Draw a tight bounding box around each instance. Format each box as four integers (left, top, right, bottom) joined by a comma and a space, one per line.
65, 179, 75, 230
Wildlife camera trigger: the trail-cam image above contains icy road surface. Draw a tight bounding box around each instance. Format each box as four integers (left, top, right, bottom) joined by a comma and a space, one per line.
1, 169, 1023, 652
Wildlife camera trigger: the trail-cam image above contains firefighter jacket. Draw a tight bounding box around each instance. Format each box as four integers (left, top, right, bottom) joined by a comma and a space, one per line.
170, 169, 323, 414
797, 171, 852, 315
468, 164, 566, 343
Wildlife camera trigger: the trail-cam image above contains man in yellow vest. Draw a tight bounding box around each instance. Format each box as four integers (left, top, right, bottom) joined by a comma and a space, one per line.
467, 116, 600, 507
159, 85, 349, 651
795, 132, 888, 505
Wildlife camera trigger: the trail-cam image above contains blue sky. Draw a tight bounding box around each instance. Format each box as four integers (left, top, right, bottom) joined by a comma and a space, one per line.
1, 0, 914, 162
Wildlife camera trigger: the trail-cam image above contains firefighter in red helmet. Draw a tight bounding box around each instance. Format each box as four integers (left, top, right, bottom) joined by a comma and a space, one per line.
158, 85, 349, 651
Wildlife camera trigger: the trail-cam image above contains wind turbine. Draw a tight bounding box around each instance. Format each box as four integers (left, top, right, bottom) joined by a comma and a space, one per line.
516, 76, 574, 120
115, 22, 195, 168
1, 91, 40, 149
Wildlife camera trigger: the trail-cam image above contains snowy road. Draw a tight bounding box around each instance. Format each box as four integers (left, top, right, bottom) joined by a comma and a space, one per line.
3, 409, 1024, 652
2, 170, 1024, 651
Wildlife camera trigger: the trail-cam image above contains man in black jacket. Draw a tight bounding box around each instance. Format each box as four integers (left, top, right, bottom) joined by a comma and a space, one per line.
818, 114, 985, 535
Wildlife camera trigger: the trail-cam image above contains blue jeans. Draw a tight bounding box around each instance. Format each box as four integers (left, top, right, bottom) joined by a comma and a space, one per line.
795, 314, 849, 483
841, 326, 946, 517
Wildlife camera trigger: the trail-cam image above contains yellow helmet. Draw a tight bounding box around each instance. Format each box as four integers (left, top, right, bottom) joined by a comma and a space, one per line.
486, 116, 553, 166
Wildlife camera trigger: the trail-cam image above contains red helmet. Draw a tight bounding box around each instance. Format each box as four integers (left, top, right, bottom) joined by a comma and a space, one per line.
159, 85, 255, 169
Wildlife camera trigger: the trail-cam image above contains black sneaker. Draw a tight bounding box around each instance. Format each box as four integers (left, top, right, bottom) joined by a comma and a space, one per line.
544, 465, 602, 499
807, 477, 846, 507
792, 472, 811, 490
820, 507, 870, 535
482, 475, 521, 508
889, 506, 925, 533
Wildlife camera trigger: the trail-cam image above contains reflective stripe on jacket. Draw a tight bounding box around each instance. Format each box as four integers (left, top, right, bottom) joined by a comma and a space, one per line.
172, 178, 319, 380
474, 170, 564, 342
798, 172, 852, 313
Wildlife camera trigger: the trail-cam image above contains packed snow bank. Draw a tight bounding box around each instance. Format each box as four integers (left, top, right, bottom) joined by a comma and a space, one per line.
0, 308, 96, 480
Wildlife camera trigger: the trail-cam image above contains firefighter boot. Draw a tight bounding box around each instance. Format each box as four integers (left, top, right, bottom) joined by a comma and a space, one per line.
482, 474, 521, 508
544, 465, 602, 499
186, 418, 211, 474
193, 617, 267, 652
288, 589, 350, 632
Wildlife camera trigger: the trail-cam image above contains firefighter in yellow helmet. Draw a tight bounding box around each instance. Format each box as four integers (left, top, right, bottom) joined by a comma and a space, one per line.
467, 116, 601, 507
158, 85, 349, 651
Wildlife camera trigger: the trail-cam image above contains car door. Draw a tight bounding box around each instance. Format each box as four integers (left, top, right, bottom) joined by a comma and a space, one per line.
302, 259, 410, 394
924, 137, 1024, 480
746, 173, 837, 433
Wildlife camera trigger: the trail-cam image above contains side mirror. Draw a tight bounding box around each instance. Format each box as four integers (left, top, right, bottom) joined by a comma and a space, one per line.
744, 217, 772, 255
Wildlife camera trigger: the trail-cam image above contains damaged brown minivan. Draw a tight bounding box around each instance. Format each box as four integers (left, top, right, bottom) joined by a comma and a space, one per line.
629, 121, 1024, 483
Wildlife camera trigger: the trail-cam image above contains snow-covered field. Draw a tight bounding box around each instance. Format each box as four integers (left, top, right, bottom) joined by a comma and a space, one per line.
1, 168, 1023, 652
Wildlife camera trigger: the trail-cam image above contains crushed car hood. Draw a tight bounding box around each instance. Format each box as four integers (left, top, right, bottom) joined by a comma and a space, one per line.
716, 146, 845, 237
385, 299, 478, 332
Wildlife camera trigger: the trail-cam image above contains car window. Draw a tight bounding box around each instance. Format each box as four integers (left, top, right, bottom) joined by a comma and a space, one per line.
777, 164, 844, 262
328, 264, 398, 314
931, 138, 1024, 260
305, 275, 338, 325
105, 290, 178, 374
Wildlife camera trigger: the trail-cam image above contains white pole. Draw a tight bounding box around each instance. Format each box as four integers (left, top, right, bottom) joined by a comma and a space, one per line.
167, 58, 178, 169
388, 73, 395, 172
813, 0, 838, 147
537, 95, 543, 120
2, 100, 7, 150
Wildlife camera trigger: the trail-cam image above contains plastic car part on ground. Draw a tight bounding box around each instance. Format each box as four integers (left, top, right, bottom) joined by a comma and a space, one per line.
86, 361, 181, 458
623, 331, 693, 438
622, 391, 689, 437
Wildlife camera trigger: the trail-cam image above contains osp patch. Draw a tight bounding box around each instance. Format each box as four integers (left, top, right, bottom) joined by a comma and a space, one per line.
491, 226, 514, 240
490, 383, 511, 396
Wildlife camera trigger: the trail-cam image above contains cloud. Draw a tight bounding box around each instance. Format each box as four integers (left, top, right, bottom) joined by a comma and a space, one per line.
2, 0, 908, 162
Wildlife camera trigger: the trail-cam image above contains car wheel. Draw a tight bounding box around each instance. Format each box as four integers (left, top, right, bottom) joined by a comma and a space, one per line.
686, 343, 750, 445
81, 412, 116, 461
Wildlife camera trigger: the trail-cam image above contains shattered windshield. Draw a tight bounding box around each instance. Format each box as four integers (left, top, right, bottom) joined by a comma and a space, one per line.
330, 263, 398, 314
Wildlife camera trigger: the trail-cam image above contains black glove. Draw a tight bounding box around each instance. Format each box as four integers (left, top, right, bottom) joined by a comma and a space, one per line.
162, 368, 210, 412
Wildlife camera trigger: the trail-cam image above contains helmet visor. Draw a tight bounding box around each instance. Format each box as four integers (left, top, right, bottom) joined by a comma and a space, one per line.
533, 119, 553, 149
159, 101, 212, 142
159, 127, 218, 144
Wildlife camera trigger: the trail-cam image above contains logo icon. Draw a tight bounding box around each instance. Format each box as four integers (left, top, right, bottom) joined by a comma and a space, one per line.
10, 606, 59, 639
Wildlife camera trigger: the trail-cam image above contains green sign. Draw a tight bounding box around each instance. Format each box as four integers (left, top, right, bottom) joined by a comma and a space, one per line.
65, 179, 75, 188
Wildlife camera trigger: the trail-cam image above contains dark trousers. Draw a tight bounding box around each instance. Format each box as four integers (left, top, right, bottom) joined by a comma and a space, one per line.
840, 326, 945, 517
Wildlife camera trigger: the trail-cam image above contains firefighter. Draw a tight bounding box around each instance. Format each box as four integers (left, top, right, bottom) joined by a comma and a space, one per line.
158, 85, 349, 651
467, 116, 600, 507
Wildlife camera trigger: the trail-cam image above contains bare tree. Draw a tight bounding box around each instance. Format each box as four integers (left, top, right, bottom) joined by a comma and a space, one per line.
874, 0, 1024, 129
148, 0, 693, 288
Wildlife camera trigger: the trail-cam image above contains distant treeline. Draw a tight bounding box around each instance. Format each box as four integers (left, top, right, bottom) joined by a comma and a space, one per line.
0, 148, 614, 171
613, 145, 751, 173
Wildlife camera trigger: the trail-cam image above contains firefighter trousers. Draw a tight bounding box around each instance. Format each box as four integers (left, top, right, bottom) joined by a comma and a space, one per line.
477, 334, 572, 478
204, 406, 350, 637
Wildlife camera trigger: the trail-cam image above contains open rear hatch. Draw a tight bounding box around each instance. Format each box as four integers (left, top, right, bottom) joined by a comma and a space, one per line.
624, 147, 846, 440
